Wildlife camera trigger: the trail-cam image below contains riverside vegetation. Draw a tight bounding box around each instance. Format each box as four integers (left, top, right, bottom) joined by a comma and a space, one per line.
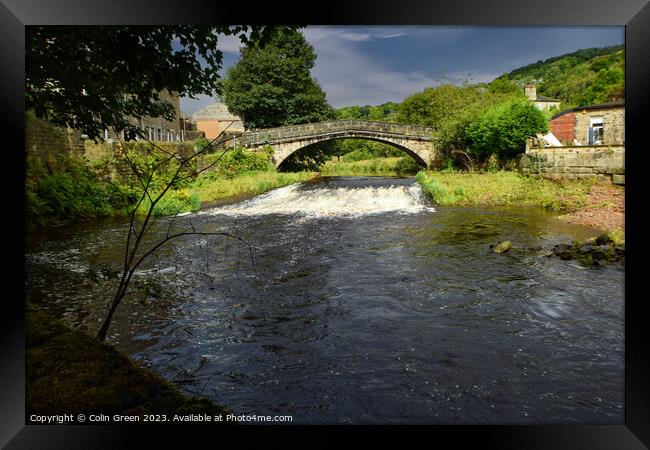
26, 143, 316, 226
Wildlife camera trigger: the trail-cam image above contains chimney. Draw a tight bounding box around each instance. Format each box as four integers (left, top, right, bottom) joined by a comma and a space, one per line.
525, 83, 537, 101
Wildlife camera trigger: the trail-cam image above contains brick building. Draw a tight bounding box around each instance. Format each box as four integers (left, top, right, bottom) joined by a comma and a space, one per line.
549, 100, 625, 146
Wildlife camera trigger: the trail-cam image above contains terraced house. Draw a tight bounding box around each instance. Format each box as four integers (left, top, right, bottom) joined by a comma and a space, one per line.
549, 100, 625, 146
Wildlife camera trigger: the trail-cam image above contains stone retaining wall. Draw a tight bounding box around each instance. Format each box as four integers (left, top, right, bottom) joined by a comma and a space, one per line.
518, 145, 625, 185
25, 111, 85, 160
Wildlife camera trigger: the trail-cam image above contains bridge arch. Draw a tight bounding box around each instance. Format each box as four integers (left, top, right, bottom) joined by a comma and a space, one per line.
275, 133, 429, 170
236, 120, 436, 169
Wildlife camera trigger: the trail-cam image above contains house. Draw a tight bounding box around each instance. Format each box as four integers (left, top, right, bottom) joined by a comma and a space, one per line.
549, 100, 625, 146
137, 90, 182, 142
190, 102, 245, 140
97, 90, 183, 142
525, 83, 562, 111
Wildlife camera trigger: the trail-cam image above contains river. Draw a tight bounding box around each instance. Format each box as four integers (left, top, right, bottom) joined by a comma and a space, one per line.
25, 176, 624, 424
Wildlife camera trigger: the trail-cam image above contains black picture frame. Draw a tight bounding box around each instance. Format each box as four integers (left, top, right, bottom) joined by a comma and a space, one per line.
3, 0, 648, 447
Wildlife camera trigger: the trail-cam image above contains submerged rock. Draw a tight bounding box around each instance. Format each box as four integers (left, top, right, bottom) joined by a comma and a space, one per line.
549, 236, 624, 267
492, 241, 512, 254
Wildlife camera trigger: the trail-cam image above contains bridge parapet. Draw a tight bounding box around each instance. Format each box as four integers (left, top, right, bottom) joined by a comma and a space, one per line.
238, 120, 435, 146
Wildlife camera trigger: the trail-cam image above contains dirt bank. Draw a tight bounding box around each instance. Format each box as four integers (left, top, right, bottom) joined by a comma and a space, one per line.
557, 183, 624, 232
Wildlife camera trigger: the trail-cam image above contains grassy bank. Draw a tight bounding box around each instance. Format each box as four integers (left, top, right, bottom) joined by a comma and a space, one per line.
26, 148, 317, 225
416, 170, 593, 210
26, 302, 231, 418
319, 156, 419, 176
190, 170, 316, 204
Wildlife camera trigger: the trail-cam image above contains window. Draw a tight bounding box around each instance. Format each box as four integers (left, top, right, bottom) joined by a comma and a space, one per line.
588, 117, 604, 145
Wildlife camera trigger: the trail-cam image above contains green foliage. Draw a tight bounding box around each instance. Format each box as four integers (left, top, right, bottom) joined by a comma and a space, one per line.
416, 170, 591, 210
26, 154, 138, 224
221, 29, 335, 129
26, 26, 291, 141
336, 139, 403, 161
465, 99, 549, 160
201, 146, 274, 179
394, 157, 421, 175
336, 102, 400, 121
396, 84, 522, 129
319, 157, 406, 176
279, 141, 335, 172
496, 45, 624, 108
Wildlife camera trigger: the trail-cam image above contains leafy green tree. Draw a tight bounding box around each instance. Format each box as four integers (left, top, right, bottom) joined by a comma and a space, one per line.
396, 84, 486, 128
221, 29, 335, 129
26, 26, 287, 140
465, 99, 548, 161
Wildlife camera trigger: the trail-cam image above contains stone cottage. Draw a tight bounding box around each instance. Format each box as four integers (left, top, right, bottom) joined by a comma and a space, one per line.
525, 83, 562, 111
549, 100, 625, 146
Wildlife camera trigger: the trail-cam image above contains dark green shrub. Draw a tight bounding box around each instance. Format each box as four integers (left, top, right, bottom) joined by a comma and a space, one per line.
394, 157, 421, 175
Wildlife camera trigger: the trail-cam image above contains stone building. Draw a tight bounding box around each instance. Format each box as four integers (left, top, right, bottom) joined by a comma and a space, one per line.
549, 100, 625, 146
96, 90, 183, 142
191, 102, 245, 140
525, 83, 562, 111
136, 90, 182, 142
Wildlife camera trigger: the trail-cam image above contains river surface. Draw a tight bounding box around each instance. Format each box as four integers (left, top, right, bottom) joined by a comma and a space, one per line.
25, 176, 624, 424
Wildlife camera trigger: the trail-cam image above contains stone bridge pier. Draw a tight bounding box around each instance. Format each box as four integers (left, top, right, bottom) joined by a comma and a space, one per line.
236, 120, 436, 168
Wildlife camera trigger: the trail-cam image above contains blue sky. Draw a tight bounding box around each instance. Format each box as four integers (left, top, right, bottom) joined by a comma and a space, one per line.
180, 26, 624, 114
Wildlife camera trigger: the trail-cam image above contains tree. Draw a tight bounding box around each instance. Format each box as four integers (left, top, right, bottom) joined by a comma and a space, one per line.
26, 25, 290, 140
221, 29, 335, 129
26, 26, 295, 341
396, 84, 487, 129
465, 99, 549, 161
95, 124, 257, 342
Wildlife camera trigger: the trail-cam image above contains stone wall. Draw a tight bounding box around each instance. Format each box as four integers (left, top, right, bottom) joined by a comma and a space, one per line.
239, 120, 435, 146
25, 111, 85, 161
573, 107, 624, 146
518, 145, 625, 185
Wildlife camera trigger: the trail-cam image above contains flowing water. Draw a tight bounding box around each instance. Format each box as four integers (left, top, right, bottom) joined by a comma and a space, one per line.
25, 176, 624, 424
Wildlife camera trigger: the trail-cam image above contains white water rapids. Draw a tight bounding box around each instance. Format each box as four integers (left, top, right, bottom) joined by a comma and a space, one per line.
200, 183, 435, 218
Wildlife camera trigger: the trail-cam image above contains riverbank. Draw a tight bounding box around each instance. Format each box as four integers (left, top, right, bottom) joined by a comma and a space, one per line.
415, 170, 624, 232
26, 302, 231, 418
556, 183, 624, 232
416, 170, 593, 210
27, 148, 317, 226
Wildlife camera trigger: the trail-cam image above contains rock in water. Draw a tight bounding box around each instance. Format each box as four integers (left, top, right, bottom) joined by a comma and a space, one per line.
493, 241, 512, 254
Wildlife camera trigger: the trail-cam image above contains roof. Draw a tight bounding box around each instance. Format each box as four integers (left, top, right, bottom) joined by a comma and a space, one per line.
191, 102, 242, 121
535, 95, 561, 102
551, 100, 625, 120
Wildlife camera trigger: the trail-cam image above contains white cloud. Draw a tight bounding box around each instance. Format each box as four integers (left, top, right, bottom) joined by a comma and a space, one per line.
303, 26, 490, 107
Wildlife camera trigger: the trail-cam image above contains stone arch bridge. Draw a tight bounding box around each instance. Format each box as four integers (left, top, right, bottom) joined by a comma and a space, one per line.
233, 120, 436, 168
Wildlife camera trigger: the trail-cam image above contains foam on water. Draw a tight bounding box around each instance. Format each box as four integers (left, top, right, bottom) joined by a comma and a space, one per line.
200, 183, 435, 218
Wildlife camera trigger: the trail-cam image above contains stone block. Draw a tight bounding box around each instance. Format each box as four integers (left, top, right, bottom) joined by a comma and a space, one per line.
613, 174, 625, 185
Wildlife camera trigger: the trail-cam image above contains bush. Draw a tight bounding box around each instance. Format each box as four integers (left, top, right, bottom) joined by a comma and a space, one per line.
465, 99, 549, 161
394, 157, 421, 175
341, 148, 374, 162
26, 154, 138, 223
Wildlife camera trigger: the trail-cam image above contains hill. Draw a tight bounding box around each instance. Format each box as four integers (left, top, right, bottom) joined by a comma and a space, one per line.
493, 45, 624, 109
